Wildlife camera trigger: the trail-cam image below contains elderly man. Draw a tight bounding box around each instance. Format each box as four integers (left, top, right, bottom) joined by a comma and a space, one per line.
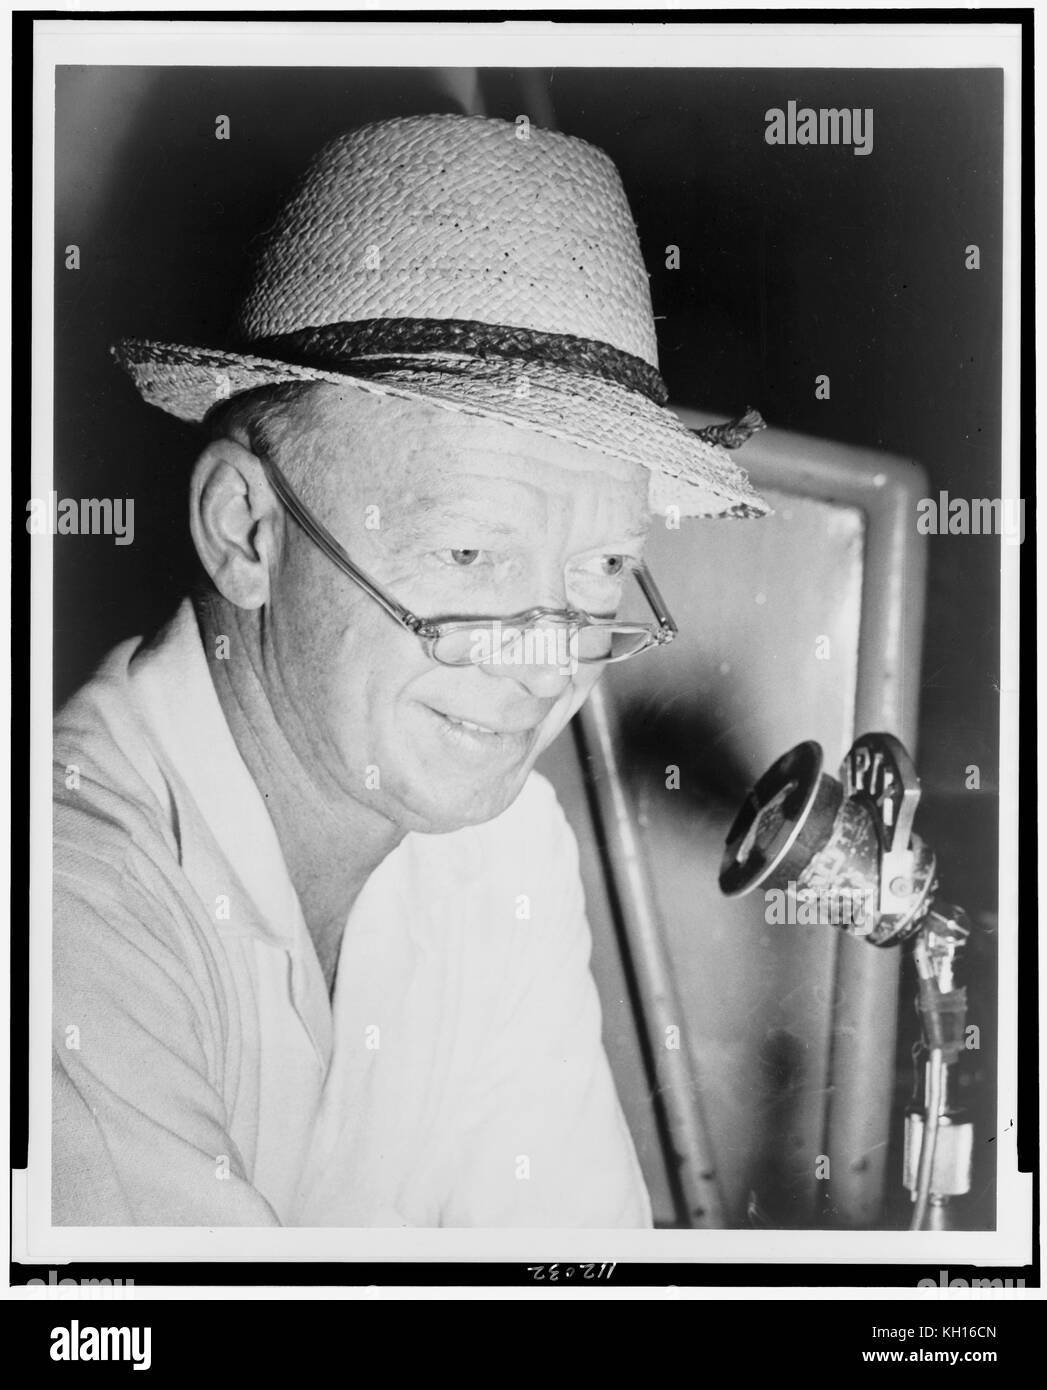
52, 113, 766, 1226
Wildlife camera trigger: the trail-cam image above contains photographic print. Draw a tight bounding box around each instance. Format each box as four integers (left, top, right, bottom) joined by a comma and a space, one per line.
12, 13, 1031, 1315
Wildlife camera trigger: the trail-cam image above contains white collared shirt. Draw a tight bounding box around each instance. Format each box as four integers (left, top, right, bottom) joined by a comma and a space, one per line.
52, 599, 652, 1227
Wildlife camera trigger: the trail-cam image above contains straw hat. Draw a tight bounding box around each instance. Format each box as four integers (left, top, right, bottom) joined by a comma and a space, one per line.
113, 113, 769, 519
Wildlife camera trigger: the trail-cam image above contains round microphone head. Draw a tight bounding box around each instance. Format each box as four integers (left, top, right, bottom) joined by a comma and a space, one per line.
719, 740, 843, 898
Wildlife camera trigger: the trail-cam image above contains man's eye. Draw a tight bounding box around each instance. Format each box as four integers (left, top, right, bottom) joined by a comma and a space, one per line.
572, 554, 630, 587
578, 554, 627, 580
447, 549, 483, 567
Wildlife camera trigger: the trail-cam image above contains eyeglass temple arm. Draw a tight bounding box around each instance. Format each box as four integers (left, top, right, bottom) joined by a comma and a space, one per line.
257, 454, 435, 637
260, 452, 677, 642
634, 561, 679, 638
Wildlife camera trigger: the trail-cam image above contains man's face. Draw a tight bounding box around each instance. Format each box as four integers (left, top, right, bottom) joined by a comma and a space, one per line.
263, 388, 652, 834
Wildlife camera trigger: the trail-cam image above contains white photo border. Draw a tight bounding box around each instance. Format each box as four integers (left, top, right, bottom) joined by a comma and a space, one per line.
15, 13, 1030, 1281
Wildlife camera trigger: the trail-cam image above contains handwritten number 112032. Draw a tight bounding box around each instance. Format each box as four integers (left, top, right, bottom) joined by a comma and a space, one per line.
526, 1263, 617, 1281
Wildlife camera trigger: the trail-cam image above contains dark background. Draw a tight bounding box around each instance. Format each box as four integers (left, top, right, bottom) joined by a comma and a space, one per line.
54, 65, 1003, 890
52, 65, 1004, 1225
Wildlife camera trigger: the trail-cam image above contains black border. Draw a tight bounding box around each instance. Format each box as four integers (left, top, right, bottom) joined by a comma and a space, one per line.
11, 6, 1038, 1295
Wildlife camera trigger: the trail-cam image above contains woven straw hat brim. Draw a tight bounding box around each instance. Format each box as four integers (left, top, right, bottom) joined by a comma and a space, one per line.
113, 338, 770, 520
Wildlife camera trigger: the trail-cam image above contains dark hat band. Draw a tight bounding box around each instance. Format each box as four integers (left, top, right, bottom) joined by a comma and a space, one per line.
241, 317, 669, 407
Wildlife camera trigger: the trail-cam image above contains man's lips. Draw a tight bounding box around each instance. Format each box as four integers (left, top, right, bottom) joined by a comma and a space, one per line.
420, 701, 564, 769
427, 707, 541, 737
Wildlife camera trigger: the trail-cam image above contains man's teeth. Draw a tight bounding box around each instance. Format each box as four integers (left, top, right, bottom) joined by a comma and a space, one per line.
452, 717, 493, 734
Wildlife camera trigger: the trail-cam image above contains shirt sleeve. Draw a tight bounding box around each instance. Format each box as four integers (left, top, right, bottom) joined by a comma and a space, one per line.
439, 775, 653, 1228
52, 858, 280, 1227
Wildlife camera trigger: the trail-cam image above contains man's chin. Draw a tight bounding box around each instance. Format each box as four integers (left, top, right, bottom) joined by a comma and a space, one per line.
398, 763, 535, 837
377, 701, 575, 834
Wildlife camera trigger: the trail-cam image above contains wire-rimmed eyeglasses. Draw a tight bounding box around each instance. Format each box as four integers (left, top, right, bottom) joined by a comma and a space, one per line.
258, 453, 678, 669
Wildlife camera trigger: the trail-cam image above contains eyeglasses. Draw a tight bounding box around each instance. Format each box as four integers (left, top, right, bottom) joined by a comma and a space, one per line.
257, 453, 679, 669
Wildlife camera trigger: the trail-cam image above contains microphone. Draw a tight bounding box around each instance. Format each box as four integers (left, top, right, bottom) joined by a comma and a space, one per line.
718, 733, 938, 946
718, 734, 977, 1231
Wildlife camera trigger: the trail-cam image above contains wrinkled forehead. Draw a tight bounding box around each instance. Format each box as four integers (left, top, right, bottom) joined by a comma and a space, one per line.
305, 386, 652, 536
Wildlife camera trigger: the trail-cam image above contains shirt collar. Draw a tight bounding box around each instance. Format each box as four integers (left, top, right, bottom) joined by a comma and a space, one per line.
128, 598, 307, 952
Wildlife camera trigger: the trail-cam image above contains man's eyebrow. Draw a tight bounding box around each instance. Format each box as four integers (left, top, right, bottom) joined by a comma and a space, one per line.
379, 501, 650, 548
382, 502, 527, 544
575, 524, 652, 549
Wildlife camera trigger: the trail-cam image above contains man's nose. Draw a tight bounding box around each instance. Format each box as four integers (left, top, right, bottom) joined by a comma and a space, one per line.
477, 620, 577, 699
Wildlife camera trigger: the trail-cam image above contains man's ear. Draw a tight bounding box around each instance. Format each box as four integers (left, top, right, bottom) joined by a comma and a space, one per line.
189, 438, 281, 610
